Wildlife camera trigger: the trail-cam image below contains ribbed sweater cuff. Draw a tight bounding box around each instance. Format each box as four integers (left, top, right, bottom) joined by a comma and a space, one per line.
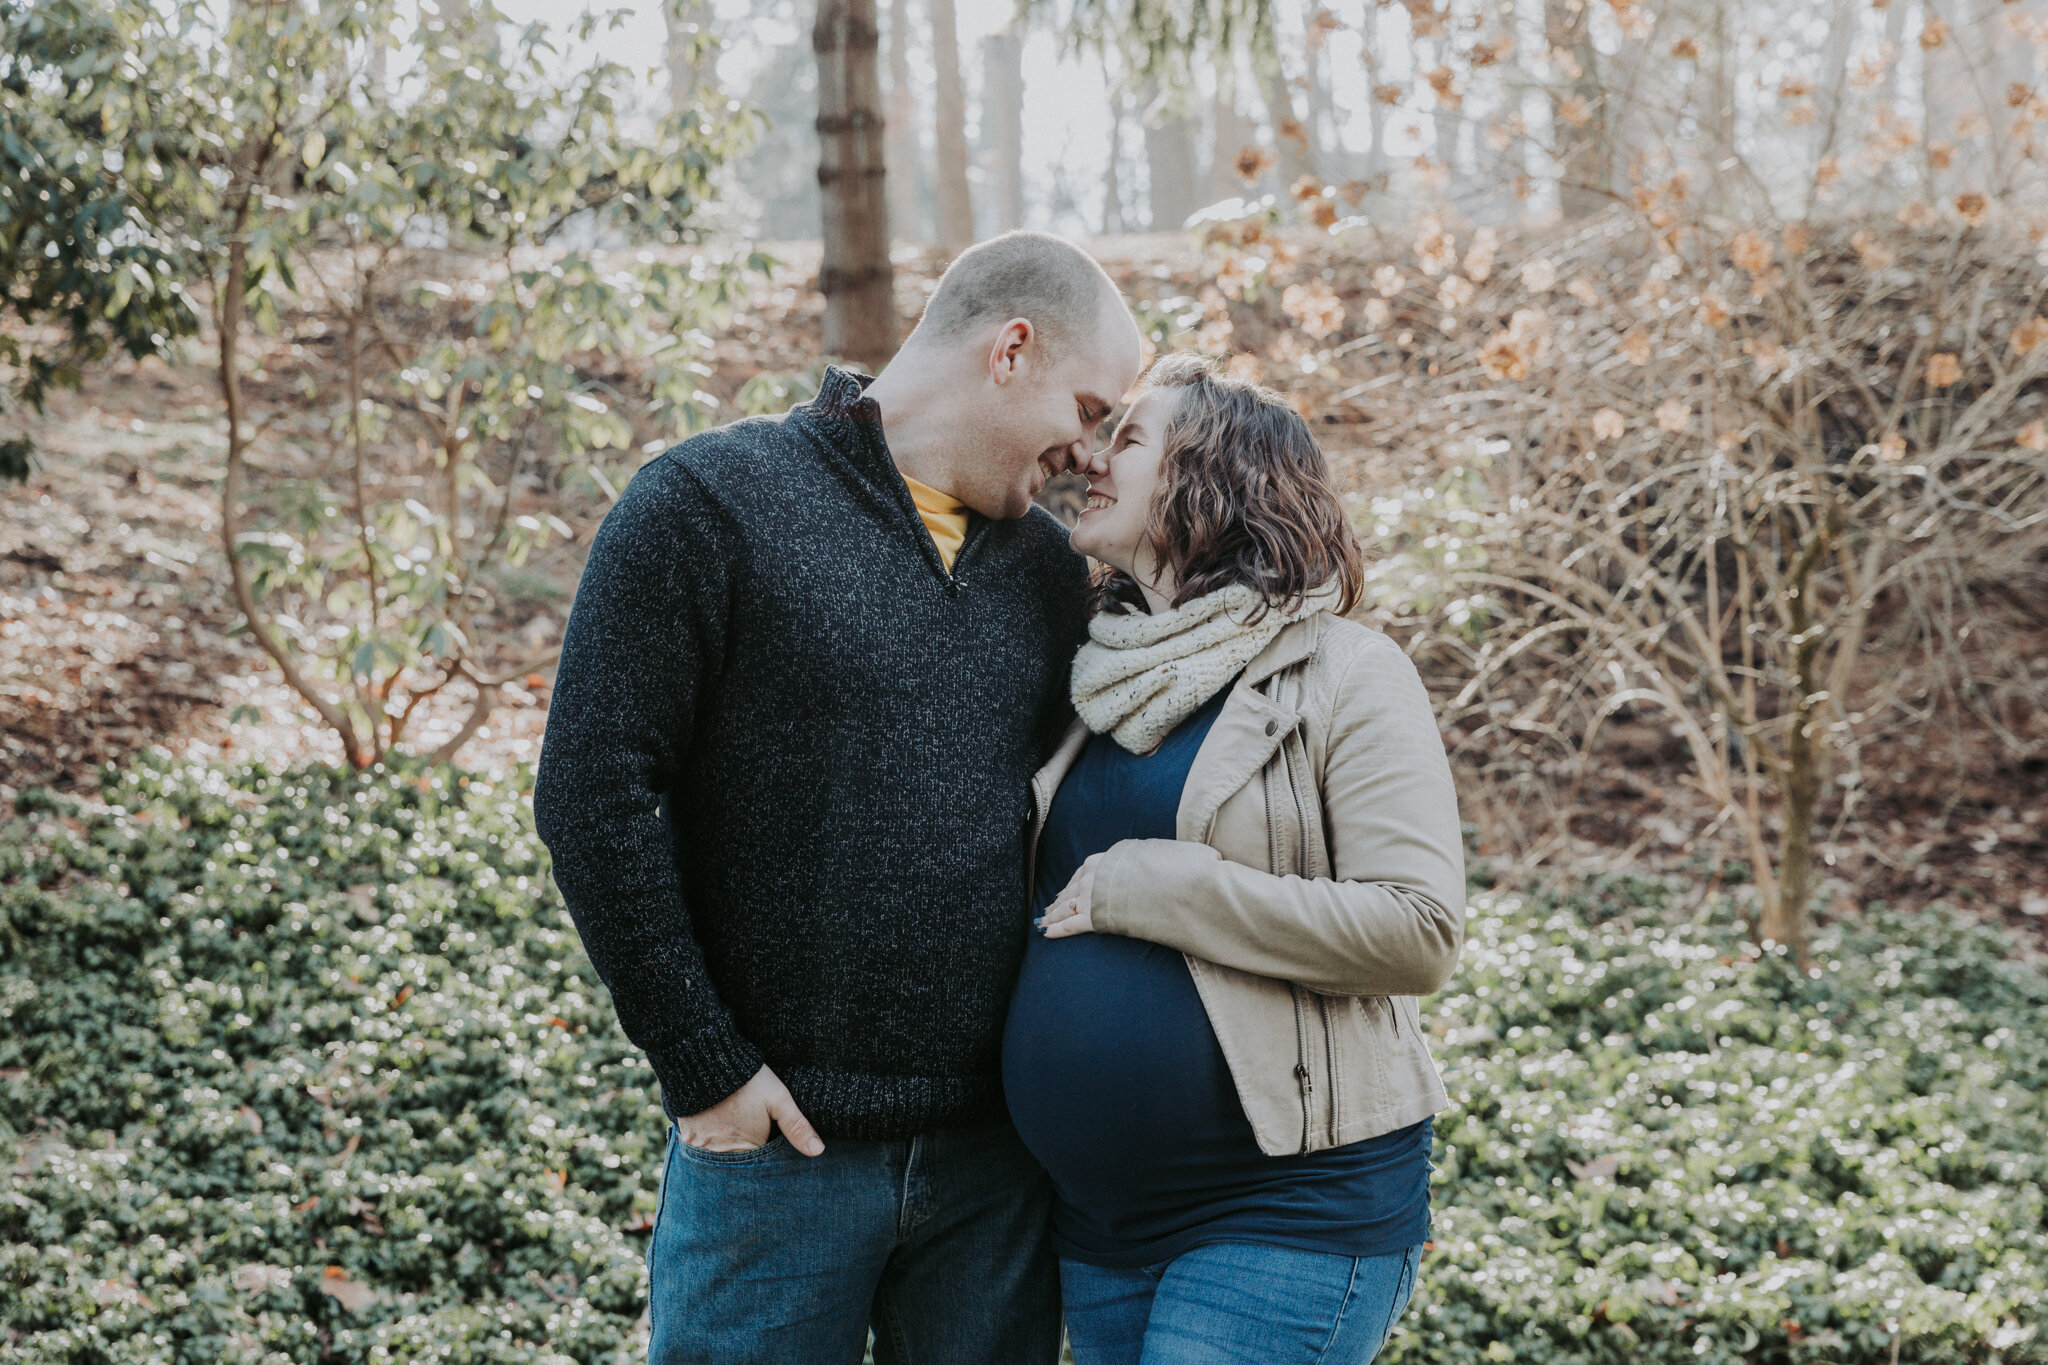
645, 1024, 764, 1120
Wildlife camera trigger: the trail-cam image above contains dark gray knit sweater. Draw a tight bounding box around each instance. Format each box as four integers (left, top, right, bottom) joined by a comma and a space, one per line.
532, 367, 1090, 1140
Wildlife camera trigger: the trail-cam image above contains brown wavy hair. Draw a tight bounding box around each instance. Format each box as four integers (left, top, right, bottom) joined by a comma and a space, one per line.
1091, 353, 1365, 620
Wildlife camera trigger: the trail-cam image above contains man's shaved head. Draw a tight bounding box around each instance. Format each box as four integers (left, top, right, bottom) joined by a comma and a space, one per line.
863, 229, 1142, 520
912, 229, 1126, 362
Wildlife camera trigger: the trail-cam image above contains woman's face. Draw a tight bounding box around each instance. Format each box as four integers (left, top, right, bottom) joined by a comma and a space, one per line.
1070, 387, 1180, 584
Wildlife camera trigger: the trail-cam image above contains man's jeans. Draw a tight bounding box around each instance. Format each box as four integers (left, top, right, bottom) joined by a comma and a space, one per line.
645, 1118, 1061, 1365
1059, 1241, 1422, 1365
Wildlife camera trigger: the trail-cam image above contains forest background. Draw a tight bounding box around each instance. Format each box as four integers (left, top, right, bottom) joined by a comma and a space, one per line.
2, 0, 2047, 1362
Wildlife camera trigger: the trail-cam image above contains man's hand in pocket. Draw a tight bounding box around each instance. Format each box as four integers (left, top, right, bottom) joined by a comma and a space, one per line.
674, 1064, 826, 1156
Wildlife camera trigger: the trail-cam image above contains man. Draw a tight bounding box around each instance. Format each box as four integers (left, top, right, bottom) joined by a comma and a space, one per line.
532, 230, 1143, 1365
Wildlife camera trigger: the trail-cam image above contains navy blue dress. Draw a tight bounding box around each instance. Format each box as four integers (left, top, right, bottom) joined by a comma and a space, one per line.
1002, 681, 1431, 1269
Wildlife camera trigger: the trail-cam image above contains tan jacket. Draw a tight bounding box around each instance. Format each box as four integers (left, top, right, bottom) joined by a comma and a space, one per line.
1028, 613, 1464, 1157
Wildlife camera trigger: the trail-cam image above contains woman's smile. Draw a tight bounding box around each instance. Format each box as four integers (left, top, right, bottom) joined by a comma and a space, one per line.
1085, 491, 1117, 512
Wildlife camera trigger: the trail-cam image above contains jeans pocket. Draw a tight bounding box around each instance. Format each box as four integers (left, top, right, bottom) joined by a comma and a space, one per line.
670, 1131, 792, 1166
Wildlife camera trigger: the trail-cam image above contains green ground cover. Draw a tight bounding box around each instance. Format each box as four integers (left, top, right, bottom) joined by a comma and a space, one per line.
2, 756, 2044, 1364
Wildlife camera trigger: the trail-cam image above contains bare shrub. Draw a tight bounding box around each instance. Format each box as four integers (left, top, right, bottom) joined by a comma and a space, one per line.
1324, 211, 2048, 957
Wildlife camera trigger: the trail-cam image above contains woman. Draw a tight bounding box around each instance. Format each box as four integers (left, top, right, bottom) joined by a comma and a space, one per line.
1001, 355, 1465, 1364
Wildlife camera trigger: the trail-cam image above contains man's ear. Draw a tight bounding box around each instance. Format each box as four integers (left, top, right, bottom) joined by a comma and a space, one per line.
987, 318, 1034, 387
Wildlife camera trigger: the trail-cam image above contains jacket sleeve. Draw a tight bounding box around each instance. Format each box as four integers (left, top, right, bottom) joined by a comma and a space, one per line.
531, 455, 763, 1115
1088, 636, 1466, 998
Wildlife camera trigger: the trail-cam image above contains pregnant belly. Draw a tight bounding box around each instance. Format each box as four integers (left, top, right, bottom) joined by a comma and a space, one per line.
1000, 929, 1255, 1214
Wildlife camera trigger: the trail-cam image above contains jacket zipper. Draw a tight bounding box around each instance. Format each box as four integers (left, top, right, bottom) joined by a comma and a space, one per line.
941, 518, 985, 596
1266, 751, 1313, 1155
1276, 679, 1334, 1152
1291, 986, 1313, 1155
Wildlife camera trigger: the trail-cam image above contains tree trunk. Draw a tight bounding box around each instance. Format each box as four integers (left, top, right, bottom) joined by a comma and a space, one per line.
1355, 30, 1387, 184
1766, 685, 1823, 964
1545, 0, 1609, 217
1701, 1, 1739, 207
1300, 3, 1347, 183
1879, 0, 1910, 109
1798, 0, 1856, 214
884, 0, 923, 242
665, 0, 716, 112
814, 0, 896, 368
1102, 78, 1131, 234
930, 0, 975, 253
1254, 46, 1316, 187
983, 25, 1025, 233
1206, 81, 1246, 201
1143, 91, 1200, 232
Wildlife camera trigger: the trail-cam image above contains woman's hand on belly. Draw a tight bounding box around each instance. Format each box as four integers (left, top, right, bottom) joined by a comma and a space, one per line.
1038, 852, 1103, 938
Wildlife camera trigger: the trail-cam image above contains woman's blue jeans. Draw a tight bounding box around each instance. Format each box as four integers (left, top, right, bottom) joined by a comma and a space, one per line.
1059, 1241, 1422, 1365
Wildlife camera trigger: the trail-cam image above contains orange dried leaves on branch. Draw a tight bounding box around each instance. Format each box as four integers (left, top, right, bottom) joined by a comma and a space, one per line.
1281, 280, 1345, 340
1234, 144, 1276, 182
1479, 309, 1554, 381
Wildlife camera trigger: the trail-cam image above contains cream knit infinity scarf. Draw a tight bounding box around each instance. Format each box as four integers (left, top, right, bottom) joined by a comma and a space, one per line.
1070, 583, 1339, 755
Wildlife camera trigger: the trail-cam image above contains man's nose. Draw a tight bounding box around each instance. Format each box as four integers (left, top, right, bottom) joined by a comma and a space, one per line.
1071, 445, 1111, 477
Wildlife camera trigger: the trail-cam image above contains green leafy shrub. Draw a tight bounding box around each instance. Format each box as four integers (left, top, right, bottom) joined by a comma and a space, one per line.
2, 759, 2044, 1364
2, 756, 661, 1364
1405, 882, 2048, 1365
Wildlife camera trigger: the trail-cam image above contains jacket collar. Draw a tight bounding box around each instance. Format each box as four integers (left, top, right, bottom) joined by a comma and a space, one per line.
1241, 613, 1323, 688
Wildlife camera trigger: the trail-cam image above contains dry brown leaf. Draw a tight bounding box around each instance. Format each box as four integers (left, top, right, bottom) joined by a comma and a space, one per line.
1281, 281, 1345, 339
1425, 66, 1461, 110
2011, 316, 2048, 356
1592, 408, 1626, 441
1520, 257, 1558, 292
1878, 433, 1907, 461
1479, 310, 1553, 380
1621, 330, 1654, 365
319, 1266, 378, 1313
1954, 192, 1990, 226
2018, 419, 2048, 451
1744, 336, 1790, 379
1566, 276, 1600, 306
1567, 1154, 1620, 1182
1233, 145, 1275, 182
1920, 15, 1949, 47
231, 1264, 294, 1295
1728, 230, 1772, 276
1373, 265, 1407, 297
1850, 231, 1895, 269
1696, 291, 1732, 328
1927, 352, 1963, 387
1463, 229, 1499, 282
1414, 224, 1458, 277
1656, 398, 1692, 432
